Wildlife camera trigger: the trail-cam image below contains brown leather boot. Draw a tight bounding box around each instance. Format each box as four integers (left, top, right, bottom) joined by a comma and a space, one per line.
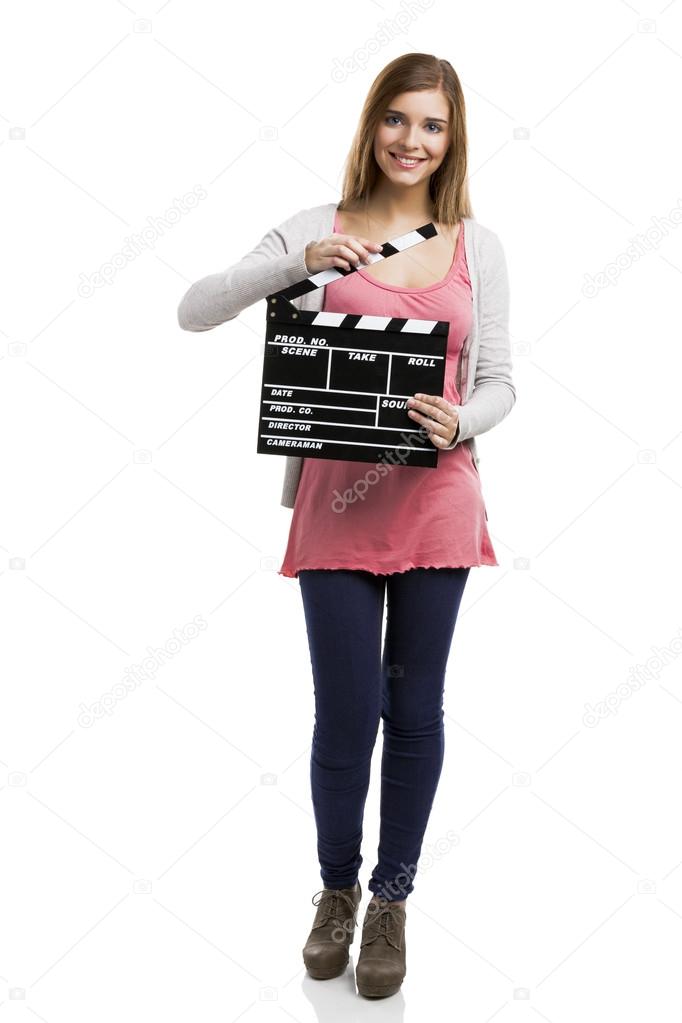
302, 881, 362, 979
355, 895, 407, 998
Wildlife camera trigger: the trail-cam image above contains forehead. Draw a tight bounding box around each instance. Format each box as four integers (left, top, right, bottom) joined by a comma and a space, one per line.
385, 89, 450, 119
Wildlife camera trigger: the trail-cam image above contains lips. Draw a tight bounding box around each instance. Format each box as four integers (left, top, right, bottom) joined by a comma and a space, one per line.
389, 151, 427, 167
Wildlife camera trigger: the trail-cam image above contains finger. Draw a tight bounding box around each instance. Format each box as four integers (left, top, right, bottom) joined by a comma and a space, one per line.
344, 235, 384, 263
404, 405, 447, 429
333, 238, 373, 266
407, 407, 449, 437
330, 241, 372, 269
358, 236, 384, 253
406, 396, 447, 423
327, 256, 358, 270
324, 245, 358, 270
414, 392, 444, 409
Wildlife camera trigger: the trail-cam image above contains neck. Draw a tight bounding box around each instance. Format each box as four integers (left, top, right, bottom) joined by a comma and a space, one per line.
356, 180, 434, 235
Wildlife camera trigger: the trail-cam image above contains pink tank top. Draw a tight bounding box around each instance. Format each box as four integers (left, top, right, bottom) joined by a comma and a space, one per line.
278, 216, 497, 577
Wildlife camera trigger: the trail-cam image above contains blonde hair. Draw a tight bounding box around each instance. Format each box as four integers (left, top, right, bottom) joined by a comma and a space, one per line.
338, 53, 473, 226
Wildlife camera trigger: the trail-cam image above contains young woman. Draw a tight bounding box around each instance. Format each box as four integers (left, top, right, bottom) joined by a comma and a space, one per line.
178, 52, 515, 1000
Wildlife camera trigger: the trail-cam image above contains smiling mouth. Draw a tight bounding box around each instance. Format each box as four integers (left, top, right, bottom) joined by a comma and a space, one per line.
389, 151, 427, 167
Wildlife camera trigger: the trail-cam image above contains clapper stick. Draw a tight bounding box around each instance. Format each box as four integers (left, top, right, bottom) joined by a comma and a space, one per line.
258, 220, 451, 468
267, 222, 438, 313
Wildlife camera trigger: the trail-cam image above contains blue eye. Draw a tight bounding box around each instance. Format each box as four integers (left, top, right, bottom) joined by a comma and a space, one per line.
385, 115, 443, 133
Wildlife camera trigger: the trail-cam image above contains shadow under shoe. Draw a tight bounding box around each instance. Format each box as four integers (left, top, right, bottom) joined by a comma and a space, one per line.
355, 896, 407, 998
302, 881, 362, 980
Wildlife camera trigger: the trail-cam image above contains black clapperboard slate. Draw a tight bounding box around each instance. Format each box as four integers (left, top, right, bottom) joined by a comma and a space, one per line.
257, 222, 449, 467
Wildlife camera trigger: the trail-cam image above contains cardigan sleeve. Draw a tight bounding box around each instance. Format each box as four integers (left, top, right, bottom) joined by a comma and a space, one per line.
444, 230, 516, 447
177, 211, 311, 331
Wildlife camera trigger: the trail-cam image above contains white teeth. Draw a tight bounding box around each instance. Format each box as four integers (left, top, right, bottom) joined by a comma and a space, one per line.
391, 153, 422, 167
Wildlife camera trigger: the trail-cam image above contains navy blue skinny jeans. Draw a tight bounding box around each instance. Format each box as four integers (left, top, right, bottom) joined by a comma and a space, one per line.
298, 566, 470, 902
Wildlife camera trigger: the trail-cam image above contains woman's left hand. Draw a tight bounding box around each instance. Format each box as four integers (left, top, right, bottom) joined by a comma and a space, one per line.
406, 393, 459, 447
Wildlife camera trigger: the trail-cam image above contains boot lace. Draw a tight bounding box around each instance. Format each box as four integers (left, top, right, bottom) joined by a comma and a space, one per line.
360, 899, 405, 951
310, 887, 359, 930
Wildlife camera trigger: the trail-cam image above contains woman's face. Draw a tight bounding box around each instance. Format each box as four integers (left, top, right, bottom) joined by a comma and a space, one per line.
373, 89, 451, 186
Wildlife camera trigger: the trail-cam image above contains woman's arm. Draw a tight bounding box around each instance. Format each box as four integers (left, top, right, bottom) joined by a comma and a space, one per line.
445, 230, 516, 447
177, 211, 311, 332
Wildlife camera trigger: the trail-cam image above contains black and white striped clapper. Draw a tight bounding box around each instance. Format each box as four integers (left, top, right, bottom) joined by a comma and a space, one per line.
257, 221, 450, 468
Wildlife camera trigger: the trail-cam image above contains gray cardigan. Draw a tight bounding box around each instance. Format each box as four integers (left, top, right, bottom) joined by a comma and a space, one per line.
177, 201, 516, 508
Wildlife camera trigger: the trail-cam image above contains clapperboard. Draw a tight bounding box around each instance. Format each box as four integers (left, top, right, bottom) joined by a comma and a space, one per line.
257, 222, 449, 467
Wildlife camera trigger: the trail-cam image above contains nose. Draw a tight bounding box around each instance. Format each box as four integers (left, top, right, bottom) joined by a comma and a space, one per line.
398, 126, 421, 151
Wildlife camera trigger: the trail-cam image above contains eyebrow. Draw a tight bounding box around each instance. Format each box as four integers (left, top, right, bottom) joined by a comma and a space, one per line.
385, 108, 448, 124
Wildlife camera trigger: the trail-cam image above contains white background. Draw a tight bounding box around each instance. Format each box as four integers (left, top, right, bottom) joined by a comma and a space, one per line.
2, 0, 682, 1019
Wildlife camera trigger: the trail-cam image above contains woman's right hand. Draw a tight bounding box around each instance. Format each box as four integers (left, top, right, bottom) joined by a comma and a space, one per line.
304, 234, 384, 275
